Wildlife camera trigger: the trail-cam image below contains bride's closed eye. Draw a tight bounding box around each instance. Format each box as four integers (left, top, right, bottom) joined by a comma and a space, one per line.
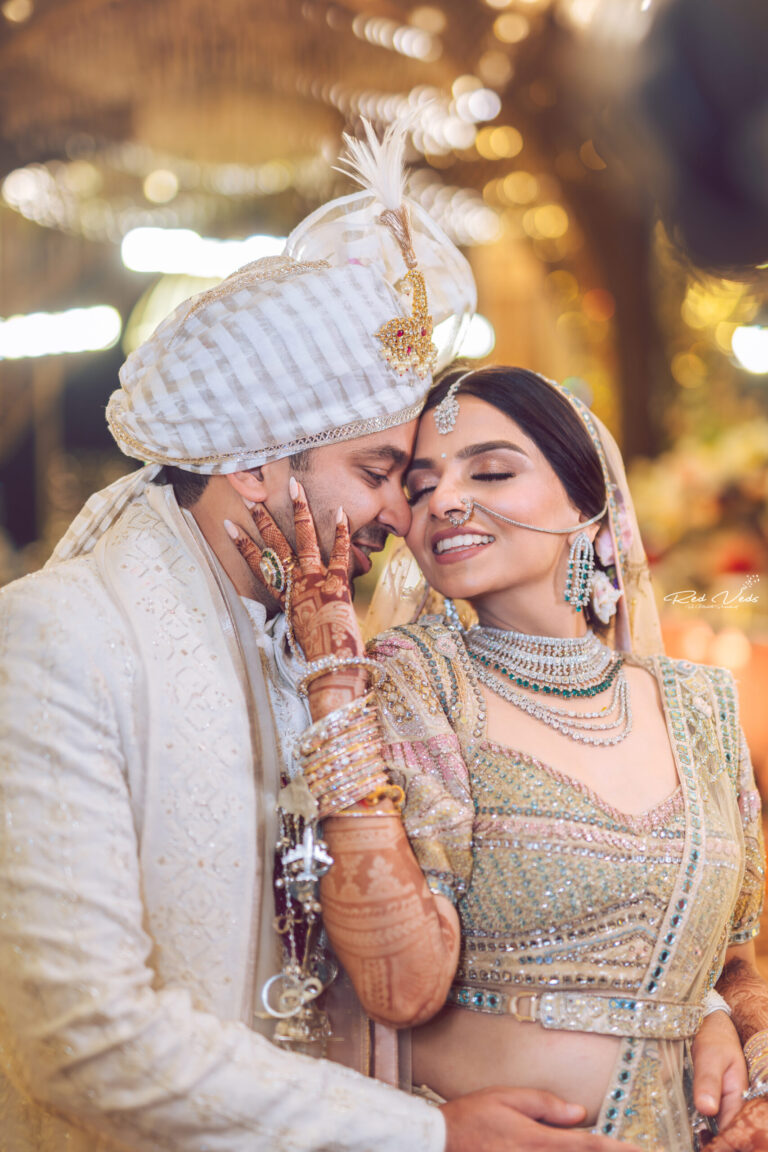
406, 486, 433, 506
407, 470, 515, 506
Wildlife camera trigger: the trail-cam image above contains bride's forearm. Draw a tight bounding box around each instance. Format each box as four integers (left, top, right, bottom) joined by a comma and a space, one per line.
321, 811, 460, 1028
716, 944, 768, 1045
298, 680, 459, 1026
307, 669, 369, 718
704, 951, 768, 1152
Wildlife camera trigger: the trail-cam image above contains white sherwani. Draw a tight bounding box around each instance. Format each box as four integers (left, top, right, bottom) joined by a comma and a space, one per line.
0, 484, 444, 1152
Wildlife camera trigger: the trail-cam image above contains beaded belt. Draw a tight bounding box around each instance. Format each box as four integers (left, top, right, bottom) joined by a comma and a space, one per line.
448, 986, 703, 1039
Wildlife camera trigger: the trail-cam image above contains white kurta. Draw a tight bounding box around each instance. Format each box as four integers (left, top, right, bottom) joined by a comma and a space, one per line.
0, 484, 444, 1152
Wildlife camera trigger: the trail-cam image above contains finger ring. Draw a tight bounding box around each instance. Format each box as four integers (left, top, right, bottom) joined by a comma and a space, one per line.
259, 548, 291, 592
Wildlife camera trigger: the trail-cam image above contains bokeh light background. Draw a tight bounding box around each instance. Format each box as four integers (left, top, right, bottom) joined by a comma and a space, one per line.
1, 0, 767, 776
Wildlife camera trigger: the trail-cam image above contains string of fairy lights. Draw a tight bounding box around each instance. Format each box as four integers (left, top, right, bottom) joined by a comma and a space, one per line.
0, 0, 560, 250
0, 0, 764, 377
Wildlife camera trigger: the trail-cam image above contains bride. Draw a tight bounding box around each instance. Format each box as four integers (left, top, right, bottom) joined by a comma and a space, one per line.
232, 364, 767, 1150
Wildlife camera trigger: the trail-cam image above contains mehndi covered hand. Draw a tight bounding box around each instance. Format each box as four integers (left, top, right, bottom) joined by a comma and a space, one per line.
226, 477, 368, 715
705, 1097, 768, 1152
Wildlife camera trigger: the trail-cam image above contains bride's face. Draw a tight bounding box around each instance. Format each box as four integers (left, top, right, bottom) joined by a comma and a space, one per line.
405, 394, 586, 606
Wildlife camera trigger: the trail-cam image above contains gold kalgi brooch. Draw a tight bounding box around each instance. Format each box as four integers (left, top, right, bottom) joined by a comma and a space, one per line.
338, 123, 439, 383
376, 266, 437, 380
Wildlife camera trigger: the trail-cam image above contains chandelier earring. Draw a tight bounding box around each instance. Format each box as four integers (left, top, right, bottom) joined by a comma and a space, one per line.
564, 531, 595, 612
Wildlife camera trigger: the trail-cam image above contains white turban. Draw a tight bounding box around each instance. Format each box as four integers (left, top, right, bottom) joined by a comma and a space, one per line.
107, 258, 430, 475
48, 122, 477, 564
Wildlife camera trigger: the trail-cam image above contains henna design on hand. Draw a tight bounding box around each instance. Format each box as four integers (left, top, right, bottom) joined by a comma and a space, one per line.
250, 486, 360, 659
321, 814, 460, 1027
225, 482, 367, 714
707, 1097, 768, 1152
718, 957, 768, 1046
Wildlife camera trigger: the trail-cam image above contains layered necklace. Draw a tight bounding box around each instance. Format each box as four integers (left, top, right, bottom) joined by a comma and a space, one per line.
464, 624, 632, 746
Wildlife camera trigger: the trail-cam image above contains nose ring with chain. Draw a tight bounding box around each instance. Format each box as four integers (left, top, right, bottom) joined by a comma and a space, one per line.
445, 497, 609, 534
447, 498, 474, 528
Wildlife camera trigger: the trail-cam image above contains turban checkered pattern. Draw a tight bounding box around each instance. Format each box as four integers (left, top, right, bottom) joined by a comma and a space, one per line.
47, 256, 432, 565
107, 256, 428, 474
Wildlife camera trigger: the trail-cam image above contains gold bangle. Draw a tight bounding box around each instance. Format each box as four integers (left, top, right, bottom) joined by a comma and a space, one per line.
301, 723, 384, 781
301, 712, 377, 751
303, 739, 385, 780
359, 784, 405, 812
745, 1031, 768, 1065
744, 1031, 768, 1086
316, 772, 391, 819
297, 690, 392, 819
299, 724, 373, 760
297, 694, 379, 753
318, 768, 390, 799
306, 762, 386, 798
303, 734, 378, 771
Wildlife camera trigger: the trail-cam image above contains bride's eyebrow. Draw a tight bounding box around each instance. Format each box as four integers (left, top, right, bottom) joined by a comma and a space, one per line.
457, 440, 528, 460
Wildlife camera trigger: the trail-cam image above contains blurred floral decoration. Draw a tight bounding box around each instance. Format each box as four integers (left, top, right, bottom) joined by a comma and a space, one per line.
630, 414, 768, 626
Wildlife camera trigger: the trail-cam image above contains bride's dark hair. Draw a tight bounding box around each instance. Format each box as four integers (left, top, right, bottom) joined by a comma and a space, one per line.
423, 366, 606, 521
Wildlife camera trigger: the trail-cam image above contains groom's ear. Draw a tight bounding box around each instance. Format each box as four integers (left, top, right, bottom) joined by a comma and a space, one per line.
225, 467, 267, 502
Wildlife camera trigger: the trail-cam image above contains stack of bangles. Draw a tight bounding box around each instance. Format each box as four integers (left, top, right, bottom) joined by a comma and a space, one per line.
297, 654, 385, 698
297, 675, 404, 820
743, 1030, 768, 1100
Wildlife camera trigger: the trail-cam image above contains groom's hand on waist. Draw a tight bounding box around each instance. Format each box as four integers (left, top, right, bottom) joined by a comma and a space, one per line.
440, 1086, 643, 1152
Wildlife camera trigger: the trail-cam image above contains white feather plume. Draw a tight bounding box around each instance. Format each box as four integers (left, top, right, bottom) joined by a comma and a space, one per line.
335, 118, 409, 210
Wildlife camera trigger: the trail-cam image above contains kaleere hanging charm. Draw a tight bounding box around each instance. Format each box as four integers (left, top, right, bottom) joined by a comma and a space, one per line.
261, 813, 337, 1052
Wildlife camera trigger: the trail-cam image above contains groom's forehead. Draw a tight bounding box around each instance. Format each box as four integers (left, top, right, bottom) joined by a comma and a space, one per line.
348, 443, 411, 466
318, 423, 418, 470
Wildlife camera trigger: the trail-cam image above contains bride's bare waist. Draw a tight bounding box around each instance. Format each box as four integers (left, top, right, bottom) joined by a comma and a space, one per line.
411, 1008, 625, 1122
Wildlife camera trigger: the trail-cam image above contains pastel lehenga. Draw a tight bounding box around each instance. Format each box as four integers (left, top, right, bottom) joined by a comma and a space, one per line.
369, 616, 765, 1152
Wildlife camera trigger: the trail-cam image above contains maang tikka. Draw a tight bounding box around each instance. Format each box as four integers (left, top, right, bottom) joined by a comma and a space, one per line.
434, 369, 475, 434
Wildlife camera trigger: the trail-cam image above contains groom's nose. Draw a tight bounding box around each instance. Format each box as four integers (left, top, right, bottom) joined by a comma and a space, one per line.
378, 484, 412, 537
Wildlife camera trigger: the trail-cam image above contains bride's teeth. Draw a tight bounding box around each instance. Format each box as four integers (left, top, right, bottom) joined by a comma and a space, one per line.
435, 534, 494, 554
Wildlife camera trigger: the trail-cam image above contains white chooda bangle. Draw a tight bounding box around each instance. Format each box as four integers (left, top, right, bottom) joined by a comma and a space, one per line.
702, 989, 732, 1017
